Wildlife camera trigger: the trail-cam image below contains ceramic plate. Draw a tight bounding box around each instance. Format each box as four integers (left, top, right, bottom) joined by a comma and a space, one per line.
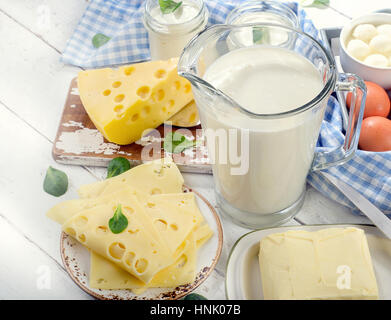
226, 224, 391, 300
60, 187, 223, 300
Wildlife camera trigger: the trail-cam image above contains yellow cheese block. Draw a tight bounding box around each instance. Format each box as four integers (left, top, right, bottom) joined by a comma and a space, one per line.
166, 100, 199, 127
78, 58, 194, 145
259, 227, 379, 300
193, 223, 214, 248
78, 158, 183, 199
62, 195, 174, 284
90, 233, 197, 290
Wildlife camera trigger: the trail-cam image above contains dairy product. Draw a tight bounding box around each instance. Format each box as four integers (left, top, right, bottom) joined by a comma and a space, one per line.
258, 228, 379, 300
352, 23, 378, 42
201, 46, 324, 214
78, 58, 194, 145
144, 0, 208, 60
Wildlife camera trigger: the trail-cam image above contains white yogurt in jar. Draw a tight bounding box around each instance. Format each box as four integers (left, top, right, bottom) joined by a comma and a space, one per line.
144, 0, 208, 60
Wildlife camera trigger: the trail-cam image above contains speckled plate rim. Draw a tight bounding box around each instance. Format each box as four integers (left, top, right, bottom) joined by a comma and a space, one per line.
225, 223, 390, 300
60, 186, 223, 300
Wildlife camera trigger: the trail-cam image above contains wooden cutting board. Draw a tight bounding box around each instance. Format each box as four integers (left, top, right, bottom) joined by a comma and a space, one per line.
52, 78, 211, 173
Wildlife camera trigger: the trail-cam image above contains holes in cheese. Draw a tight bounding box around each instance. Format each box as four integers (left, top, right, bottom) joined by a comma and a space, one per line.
114, 94, 125, 103
141, 106, 151, 117
78, 59, 194, 145
131, 113, 139, 122
124, 251, 136, 267
128, 229, 139, 235
78, 234, 86, 243
114, 104, 124, 114
154, 219, 168, 231
112, 81, 121, 88
136, 86, 150, 100
96, 226, 108, 235
177, 254, 187, 268
147, 202, 156, 208
173, 81, 181, 90
168, 100, 175, 108
103, 89, 111, 96
184, 83, 191, 93
108, 242, 126, 260
124, 66, 135, 76
74, 216, 88, 227
170, 223, 178, 231
135, 258, 148, 274
123, 206, 134, 215
155, 69, 167, 79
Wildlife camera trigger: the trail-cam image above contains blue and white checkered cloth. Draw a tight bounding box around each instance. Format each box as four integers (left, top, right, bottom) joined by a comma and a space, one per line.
61, 0, 391, 216
61, 0, 317, 67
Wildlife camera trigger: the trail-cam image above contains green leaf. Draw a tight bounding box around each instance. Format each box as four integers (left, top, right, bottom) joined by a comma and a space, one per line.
181, 293, 208, 300
106, 157, 132, 179
300, 0, 329, 7
159, 0, 182, 14
92, 33, 111, 48
109, 204, 128, 234
163, 131, 196, 154
253, 27, 270, 44
43, 166, 68, 197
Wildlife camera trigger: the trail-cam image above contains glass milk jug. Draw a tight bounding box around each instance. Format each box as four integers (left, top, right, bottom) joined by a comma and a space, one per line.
178, 24, 366, 228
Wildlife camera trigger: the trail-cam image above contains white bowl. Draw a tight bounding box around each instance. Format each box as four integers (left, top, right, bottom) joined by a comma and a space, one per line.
340, 13, 391, 89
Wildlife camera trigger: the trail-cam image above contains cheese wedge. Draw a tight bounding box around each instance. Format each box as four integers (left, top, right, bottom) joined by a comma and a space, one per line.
62, 196, 174, 284
78, 158, 183, 199
166, 100, 199, 127
78, 58, 193, 145
259, 227, 379, 300
90, 233, 197, 290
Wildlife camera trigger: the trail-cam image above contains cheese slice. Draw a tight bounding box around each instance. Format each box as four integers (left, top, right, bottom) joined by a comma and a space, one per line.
78, 158, 183, 199
62, 195, 174, 284
193, 223, 214, 249
166, 100, 199, 127
48, 189, 202, 259
78, 58, 194, 145
90, 233, 197, 290
143, 193, 205, 258
259, 227, 379, 300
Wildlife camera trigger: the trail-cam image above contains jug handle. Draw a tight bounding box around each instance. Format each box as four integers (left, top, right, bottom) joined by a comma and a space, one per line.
311, 73, 367, 171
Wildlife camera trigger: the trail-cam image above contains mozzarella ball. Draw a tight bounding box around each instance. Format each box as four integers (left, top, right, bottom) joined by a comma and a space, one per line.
347, 39, 371, 60
377, 24, 391, 38
352, 24, 378, 42
363, 54, 389, 67
369, 35, 391, 54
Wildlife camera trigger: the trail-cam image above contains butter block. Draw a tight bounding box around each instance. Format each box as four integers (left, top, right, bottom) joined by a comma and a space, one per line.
259, 227, 379, 300
78, 58, 193, 145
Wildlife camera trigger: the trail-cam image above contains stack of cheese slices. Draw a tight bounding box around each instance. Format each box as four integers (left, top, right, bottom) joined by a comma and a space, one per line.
78, 58, 200, 146
47, 158, 213, 293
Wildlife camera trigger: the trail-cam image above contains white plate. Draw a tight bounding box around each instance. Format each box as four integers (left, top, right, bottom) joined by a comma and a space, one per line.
60, 187, 223, 300
226, 224, 391, 300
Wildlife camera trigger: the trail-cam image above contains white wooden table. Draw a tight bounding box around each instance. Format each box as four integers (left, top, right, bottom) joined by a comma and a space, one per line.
0, 0, 389, 300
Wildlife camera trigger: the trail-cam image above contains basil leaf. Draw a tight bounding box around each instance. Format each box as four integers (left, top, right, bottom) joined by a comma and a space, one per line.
163, 131, 196, 154
109, 204, 128, 234
181, 293, 208, 300
253, 27, 270, 44
159, 0, 182, 14
92, 33, 111, 48
300, 0, 329, 7
107, 157, 131, 179
43, 166, 68, 197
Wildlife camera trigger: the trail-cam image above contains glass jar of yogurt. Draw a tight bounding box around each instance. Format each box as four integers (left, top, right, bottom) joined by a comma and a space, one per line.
226, 1, 299, 47
143, 0, 208, 61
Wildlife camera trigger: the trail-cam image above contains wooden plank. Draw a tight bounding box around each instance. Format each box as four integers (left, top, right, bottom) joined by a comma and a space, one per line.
0, 216, 92, 299
52, 78, 211, 173
0, 0, 88, 52
0, 11, 81, 141
0, 104, 98, 264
